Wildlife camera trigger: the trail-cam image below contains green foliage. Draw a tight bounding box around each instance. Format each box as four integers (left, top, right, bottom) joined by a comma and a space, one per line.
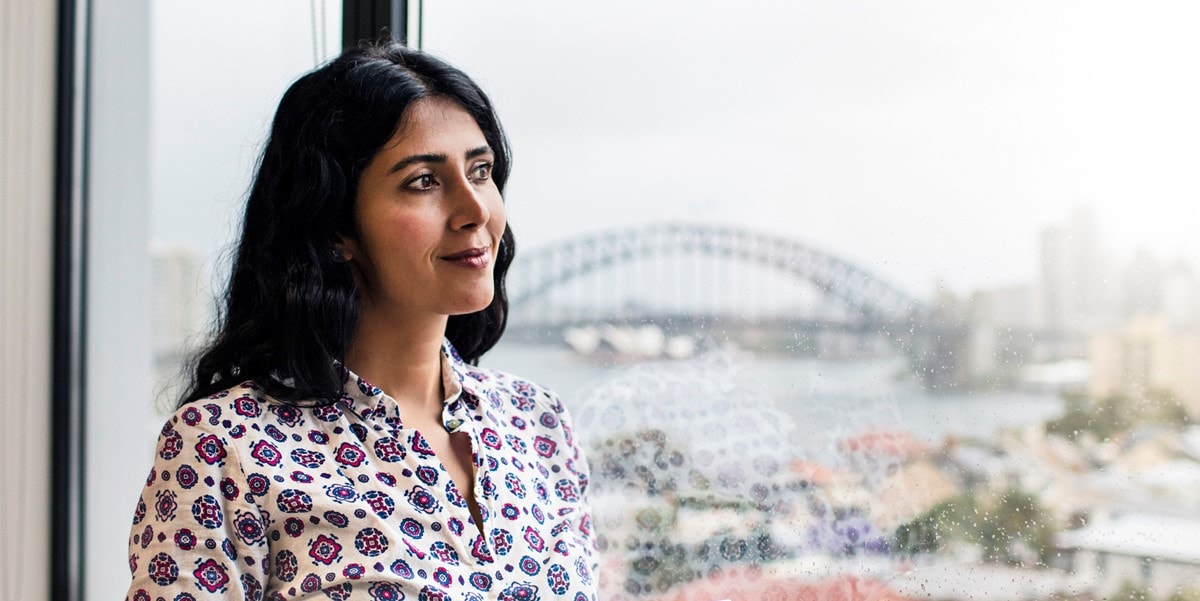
1168, 584, 1200, 601
975, 489, 1054, 566
890, 497, 971, 556
890, 489, 1054, 566
1109, 581, 1154, 601
1145, 389, 1193, 425
1046, 389, 1191, 443
1045, 392, 1132, 441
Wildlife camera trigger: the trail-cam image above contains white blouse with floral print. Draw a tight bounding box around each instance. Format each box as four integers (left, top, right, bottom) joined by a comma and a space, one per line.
125, 339, 597, 601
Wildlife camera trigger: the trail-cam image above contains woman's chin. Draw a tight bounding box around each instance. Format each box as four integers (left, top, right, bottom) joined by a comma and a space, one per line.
446, 289, 495, 316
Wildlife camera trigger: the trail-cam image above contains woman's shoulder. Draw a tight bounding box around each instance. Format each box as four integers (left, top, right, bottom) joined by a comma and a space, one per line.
166, 379, 315, 437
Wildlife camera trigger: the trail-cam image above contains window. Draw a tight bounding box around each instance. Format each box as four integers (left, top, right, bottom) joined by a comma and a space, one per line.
81, 2, 1200, 600
424, 3, 1200, 600
83, 2, 340, 598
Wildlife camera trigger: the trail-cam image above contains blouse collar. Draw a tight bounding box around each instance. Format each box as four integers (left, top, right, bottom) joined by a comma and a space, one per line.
338, 338, 491, 432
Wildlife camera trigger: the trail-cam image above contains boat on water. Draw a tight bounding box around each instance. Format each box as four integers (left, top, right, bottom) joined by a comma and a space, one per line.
563, 324, 699, 361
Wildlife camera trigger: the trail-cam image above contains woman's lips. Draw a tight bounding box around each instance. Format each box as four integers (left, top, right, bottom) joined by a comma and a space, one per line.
441, 246, 491, 269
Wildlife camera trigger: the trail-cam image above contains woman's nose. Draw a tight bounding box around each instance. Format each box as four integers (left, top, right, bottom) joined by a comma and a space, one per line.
449, 179, 490, 231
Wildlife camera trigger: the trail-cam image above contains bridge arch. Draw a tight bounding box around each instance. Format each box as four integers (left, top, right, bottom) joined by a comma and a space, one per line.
509, 223, 930, 326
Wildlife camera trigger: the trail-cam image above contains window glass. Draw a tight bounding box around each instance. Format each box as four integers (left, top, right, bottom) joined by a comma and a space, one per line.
148, 1, 341, 404
85, 1, 340, 598
424, 3, 1200, 600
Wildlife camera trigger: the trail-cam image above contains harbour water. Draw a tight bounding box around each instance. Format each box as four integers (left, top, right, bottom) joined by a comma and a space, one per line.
483, 340, 1066, 450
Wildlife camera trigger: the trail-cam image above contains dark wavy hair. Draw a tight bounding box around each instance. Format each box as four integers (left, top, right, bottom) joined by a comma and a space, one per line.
180, 43, 515, 407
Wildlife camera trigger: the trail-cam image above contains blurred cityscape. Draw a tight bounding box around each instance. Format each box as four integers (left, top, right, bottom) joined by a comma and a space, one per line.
950, 207, 1199, 415
150, 209, 1200, 601
510, 209, 1200, 601
150, 245, 205, 405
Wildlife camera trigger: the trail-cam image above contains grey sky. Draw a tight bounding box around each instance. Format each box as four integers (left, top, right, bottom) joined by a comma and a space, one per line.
151, 0, 1200, 297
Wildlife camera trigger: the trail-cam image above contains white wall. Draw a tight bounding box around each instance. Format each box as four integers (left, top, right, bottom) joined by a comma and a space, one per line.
0, 0, 57, 599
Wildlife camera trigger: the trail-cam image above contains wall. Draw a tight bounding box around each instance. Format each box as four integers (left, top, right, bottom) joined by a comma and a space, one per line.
0, 0, 57, 599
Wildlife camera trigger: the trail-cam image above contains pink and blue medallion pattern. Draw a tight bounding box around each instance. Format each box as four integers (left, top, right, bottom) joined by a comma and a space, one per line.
126, 340, 597, 600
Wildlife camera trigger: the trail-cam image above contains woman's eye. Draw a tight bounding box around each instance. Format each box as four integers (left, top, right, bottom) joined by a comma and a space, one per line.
407, 174, 436, 191
470, 162, 492, 182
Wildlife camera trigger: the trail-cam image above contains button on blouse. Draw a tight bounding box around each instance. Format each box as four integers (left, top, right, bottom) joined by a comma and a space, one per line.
125, 339, 597, 600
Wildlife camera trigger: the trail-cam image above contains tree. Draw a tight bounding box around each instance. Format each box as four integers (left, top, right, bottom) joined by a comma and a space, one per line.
891, 497, 968, 556
1110, 581, 1153, 601
889, 489, 1054, 566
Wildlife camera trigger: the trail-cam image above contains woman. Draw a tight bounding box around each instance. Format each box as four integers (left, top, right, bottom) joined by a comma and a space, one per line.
126, 43, 596, 601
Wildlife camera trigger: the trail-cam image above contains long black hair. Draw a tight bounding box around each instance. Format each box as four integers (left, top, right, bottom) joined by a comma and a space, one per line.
181, 43, 515, 407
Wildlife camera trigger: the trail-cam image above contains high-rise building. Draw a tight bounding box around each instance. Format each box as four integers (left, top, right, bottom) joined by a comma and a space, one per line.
1161, 260, 1200, 330
150, 246, 206, 400
1122, 248, 1165, 319
1038, 207, 1118, 358
966, 284, 1040, 383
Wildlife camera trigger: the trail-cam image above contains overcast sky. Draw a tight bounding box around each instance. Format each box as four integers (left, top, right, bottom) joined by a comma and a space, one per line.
152, 0, 1200, 297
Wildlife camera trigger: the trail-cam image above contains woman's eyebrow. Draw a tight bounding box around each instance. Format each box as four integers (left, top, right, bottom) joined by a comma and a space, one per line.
388, 153, 446, 174
387, 146, 493, 174
465, 145, 493, 160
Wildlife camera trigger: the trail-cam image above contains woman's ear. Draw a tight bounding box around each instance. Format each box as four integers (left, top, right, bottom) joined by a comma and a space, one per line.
333, 236, 356, 263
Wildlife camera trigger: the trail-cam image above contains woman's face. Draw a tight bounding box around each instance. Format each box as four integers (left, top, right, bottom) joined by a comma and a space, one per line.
343, 97, 506, 321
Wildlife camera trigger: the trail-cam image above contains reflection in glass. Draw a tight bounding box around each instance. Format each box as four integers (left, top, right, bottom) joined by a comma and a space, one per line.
417, 2, 1200, 600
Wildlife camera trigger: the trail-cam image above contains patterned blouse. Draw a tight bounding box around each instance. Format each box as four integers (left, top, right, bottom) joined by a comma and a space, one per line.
125, 339, 597, 601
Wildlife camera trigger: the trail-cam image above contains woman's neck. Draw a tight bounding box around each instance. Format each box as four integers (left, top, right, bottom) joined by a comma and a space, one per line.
344, 309, 448, 417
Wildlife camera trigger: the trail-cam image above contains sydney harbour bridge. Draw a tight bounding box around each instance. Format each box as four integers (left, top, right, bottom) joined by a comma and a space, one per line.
504, 224, 967, 389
